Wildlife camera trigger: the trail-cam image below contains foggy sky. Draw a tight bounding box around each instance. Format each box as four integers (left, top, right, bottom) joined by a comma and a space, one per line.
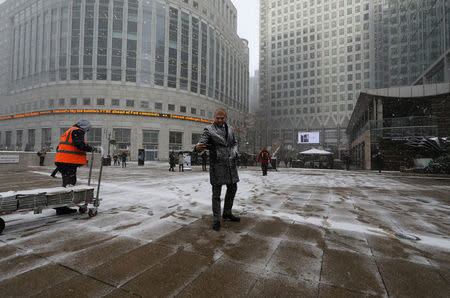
231, 0, 259, 75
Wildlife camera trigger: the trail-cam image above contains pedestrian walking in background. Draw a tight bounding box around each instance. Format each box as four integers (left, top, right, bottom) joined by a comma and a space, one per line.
343, 153, 351, 171
374, 151, 384, 173
113, 154, 118, 166
169, 151, 176, 172
258, 149, 272, 176
54, 119, 96, 214
178, 152, 184, 172
195, 108, 240, 231
37, 148, 46, 166
201, 151, 208, 171
121, 152, 127, 168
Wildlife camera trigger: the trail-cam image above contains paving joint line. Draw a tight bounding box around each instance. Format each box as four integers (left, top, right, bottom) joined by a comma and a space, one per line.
58, 263, 118, 289
367, 243, 390, 297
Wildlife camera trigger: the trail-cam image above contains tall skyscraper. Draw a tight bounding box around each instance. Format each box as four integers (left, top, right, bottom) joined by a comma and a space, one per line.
259, 0, 450, 152
373, 0, 450, 88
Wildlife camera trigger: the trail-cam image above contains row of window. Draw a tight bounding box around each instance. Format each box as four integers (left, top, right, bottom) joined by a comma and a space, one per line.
0, 128, 203, 154
9, 0, 249, 111
272, 95, 354, 106
268, 0, 368, 10
270, 103, 354, 116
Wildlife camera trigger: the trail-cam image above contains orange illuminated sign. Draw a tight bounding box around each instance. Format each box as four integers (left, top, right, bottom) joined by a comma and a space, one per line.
0, 109, 243, 130
0, 108, 220, 126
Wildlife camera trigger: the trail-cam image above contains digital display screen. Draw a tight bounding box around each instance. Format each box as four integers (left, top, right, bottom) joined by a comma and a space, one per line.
298, 132, 320, 144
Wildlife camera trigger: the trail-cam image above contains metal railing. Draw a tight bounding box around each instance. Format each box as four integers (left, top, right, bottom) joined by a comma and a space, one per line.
353, 116, 438, 140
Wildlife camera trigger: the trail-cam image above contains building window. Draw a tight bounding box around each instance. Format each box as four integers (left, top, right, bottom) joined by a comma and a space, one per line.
97, 98, 105, 106
180, 106, 186, 113
191, 133, 202, 144
58, 98, 65, 106
126, 99, 135, 107
70, 98, 77, 106
48, 99, 55, 108
191, 107, 197, 114
155, 102, 162, 110
5, 131, 12, 149
41, 128, 52, 149
200, 109, 205, 116
111, 0, 123, 81
141, 101, 149, 108
26, 129, 36, 151
113, 128, 131, 149
86, 127, 102, 147
154, 2, 166, 86
112, 99, 120, 106
169, 131, 183, 151
168, 104, 175, 111
141, 0, 153, 84
168, 7, 178, 88
83, 98, 91, 105
143, 129, 159, 160
14, 130, 23, 150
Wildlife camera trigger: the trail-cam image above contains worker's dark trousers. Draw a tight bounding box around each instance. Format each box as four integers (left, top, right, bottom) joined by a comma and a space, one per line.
56, 163, 78, 187
212, 183, 237, 222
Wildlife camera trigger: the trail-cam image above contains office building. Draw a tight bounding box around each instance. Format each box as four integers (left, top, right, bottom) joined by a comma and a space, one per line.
0, 0, 249, 160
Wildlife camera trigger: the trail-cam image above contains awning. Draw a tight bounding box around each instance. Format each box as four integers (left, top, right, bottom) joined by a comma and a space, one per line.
300, 148, 332, 155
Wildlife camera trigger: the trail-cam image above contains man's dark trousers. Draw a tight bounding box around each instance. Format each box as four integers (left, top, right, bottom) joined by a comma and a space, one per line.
212, 183, 237, 222
261, 164, 268, 176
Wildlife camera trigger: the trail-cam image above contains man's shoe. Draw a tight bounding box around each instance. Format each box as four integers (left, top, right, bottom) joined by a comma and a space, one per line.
223, 213, 240, 222
213, 221, 221, 231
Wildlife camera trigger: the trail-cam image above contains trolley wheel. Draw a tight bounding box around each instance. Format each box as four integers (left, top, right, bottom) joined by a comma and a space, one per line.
79, 206, 87, 214
0, 218, 5, 234
88, 209, 98, 217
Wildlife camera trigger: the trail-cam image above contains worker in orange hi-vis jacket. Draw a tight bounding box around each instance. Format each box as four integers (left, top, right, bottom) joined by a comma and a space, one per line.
54, 119, 97, 214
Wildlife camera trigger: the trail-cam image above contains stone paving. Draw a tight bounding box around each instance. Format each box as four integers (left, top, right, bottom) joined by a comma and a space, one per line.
0, 168, 449, 297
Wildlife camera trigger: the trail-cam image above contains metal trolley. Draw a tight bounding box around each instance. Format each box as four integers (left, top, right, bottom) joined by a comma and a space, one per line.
0, 150, 104, 234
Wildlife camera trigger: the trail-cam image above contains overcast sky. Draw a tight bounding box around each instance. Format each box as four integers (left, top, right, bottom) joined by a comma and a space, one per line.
0, 0, 259, 74
231, 0, 259, 76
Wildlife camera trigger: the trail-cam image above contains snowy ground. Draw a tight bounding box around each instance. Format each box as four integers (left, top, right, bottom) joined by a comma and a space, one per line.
0, 163, 449, 296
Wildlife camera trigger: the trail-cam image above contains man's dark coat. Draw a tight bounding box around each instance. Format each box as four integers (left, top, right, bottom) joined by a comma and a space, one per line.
197, 122, 239, 186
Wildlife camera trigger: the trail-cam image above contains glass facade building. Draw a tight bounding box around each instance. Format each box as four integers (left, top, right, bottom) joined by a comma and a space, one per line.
259, 0, 450, 152
0, 0, 249, 159
373, 0, 450, 87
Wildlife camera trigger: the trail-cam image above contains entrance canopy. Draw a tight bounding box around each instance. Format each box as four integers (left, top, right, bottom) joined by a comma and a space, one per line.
300, 148, 332, 155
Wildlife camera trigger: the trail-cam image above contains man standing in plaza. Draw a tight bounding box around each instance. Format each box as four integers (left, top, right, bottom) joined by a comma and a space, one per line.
195, 108, 240, 231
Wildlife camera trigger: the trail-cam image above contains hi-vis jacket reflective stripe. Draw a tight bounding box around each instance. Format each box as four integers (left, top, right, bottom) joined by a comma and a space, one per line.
54, 127, 87, 165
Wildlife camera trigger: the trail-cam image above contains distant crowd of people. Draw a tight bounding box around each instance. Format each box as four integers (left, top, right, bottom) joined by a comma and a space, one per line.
112, 152, 128, 168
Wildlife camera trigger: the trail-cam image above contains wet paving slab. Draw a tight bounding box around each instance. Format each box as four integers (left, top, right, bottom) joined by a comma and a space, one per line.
0, 169, 449, 297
